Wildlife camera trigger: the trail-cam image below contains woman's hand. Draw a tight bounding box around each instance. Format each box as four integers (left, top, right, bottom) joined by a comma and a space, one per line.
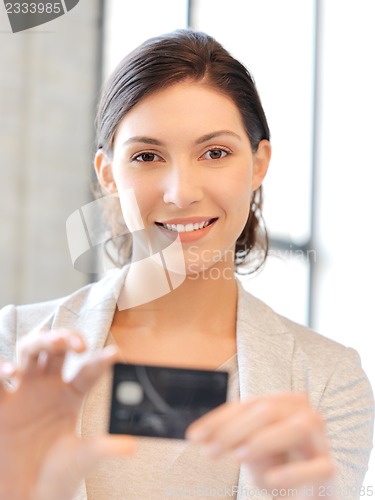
0, 329, 136, 500
186, 393, 336, 499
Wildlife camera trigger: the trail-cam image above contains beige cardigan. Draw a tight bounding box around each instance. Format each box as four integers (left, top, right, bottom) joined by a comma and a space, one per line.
0, 269, 373, 499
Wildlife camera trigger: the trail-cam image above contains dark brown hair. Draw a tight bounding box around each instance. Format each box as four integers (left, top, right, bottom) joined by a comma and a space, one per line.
96, 29, 270, 273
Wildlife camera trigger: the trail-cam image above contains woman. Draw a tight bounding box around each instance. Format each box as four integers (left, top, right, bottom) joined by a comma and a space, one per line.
0, 30, 373, 499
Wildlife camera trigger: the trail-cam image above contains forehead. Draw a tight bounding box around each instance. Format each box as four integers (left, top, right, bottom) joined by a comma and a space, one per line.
114, 82, 247, 143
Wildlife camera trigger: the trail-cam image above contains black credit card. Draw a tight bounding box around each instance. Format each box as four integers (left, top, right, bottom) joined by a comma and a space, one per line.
109, 363, 228, 439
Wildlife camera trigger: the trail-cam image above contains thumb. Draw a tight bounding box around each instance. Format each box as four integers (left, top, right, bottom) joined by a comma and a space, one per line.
69, 345, 121, 396
83, 434, 137, 465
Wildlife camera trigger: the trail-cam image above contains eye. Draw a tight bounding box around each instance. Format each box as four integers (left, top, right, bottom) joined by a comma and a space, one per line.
200, 148, 231, 160
132, 152, 163, 162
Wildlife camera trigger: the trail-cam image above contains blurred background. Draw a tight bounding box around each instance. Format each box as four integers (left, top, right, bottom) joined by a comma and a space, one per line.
0, 0, 374, 487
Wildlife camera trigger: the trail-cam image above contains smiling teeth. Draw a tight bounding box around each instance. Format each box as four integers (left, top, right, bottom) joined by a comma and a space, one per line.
161, 220, 212, 232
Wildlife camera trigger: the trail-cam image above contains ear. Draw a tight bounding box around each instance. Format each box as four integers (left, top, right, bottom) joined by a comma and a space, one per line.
252, 139, 271, 191
94, 149, 117, 194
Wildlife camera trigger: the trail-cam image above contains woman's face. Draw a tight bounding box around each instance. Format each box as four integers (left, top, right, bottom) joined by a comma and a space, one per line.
96, 82, 270, 276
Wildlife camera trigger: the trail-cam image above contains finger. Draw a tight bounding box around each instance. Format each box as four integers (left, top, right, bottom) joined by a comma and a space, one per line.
0, 361, 15, 378
69, 345, 122, 396
43, 350, 67, 377
186, 399, 254, 442
263, 455, 336, 491
186, 393, 309, 449
85, 434, 137, 462
17, 329, 86, 376
233, 410, 327, 463
44, 333, 85, 376
192, 399, 280, 457
245, 455, 286, 491
0, 361, 16, 395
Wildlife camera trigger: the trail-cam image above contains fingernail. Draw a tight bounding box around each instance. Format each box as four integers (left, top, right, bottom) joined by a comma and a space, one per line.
204, 442, 222, 458
69, 336, 83, 349
186, 427, 209, 442
1, 362, 15, 376
233, 444, 250, 460
103, 345, 119, 357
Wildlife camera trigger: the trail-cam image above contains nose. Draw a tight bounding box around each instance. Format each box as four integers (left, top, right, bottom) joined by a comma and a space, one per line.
162, 162, 204, 208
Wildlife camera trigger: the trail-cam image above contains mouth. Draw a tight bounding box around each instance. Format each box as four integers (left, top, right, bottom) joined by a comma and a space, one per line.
155, 218, 218, 233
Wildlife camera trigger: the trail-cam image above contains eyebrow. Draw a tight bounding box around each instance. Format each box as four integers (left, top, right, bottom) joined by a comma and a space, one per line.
122, 130, 242, 148
195, 130, 242, 144
122, 136, 164, 147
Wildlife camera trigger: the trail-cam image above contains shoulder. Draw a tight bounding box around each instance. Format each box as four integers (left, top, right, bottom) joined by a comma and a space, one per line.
0, 283, 89, 333
236, 282, 374, 417
237, 280, 346, 357
0, 269, 123, 357
236, 281, 373, 400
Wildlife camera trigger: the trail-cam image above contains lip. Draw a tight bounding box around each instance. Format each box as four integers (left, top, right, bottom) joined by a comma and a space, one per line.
155, 217, 218, 242
156, 216, 217, 225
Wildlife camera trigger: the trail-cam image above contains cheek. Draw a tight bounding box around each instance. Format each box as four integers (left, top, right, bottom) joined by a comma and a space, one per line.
116, 176, 157, 230
117, 188, 145, 232
220, 178, 253, 242
215, 168, 252, 214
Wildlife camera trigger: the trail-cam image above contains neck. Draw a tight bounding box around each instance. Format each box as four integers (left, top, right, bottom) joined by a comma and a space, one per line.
114, 258, 238, 338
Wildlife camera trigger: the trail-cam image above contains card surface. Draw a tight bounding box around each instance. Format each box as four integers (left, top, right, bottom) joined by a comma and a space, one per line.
109, 363, 228, 439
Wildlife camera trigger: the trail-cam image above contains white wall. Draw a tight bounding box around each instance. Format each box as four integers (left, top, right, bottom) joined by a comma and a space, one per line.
0, 0, 102, 306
